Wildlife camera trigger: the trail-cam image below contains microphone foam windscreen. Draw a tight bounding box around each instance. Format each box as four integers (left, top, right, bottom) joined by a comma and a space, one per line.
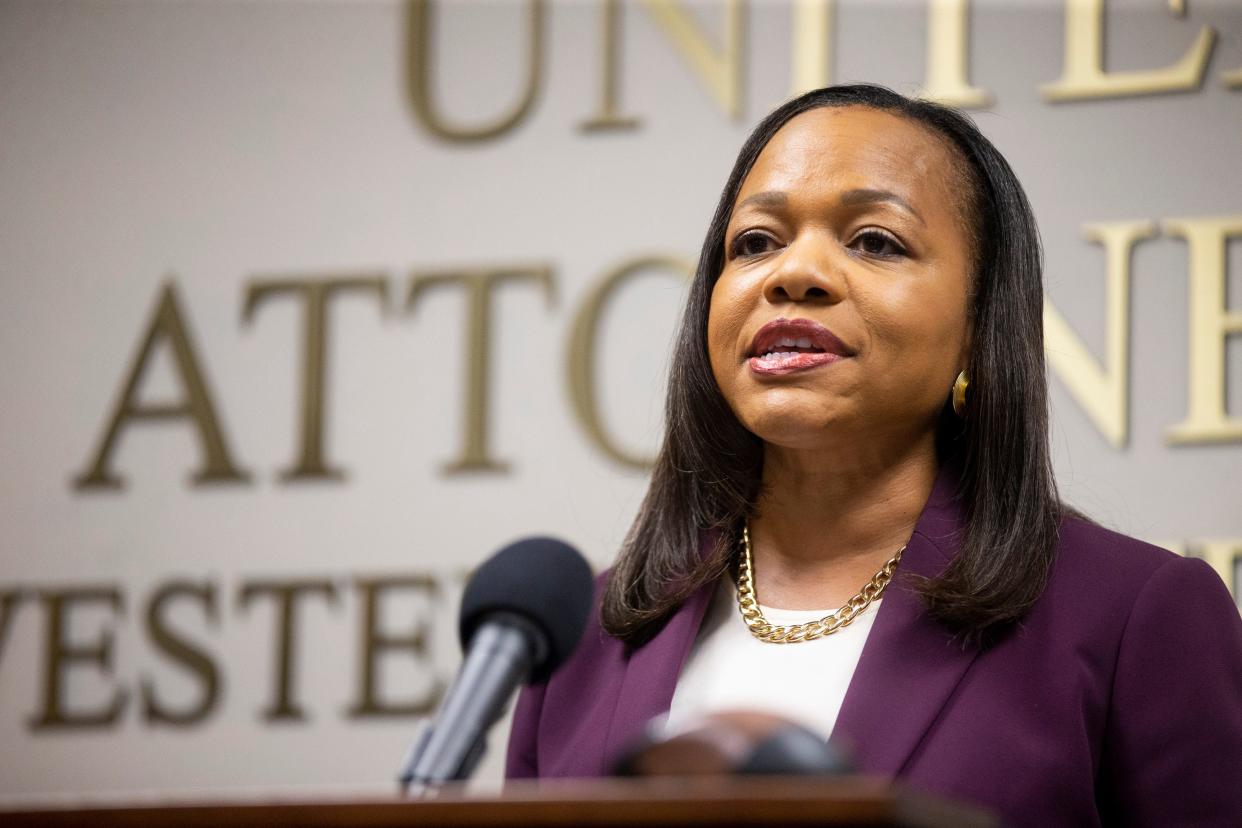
458, 537, 594, 683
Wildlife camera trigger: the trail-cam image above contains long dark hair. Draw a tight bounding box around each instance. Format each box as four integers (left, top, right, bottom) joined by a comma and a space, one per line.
601, 84, 1063, 647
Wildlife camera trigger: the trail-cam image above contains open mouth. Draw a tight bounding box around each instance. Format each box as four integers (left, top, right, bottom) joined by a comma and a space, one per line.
746, 318, 852, 375
755, 336, 827, 358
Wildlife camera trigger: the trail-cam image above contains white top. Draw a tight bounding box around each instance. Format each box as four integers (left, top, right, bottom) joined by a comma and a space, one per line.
666, 577, 882, 739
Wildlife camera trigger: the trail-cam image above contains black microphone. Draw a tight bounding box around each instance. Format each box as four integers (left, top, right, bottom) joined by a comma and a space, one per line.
398, 537, 594, 796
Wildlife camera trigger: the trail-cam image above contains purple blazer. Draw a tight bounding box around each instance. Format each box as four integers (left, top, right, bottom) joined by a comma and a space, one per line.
506, 462, 1242, 827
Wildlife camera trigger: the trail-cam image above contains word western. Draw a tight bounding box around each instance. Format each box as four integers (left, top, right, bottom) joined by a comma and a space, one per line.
0, 573, 465, 730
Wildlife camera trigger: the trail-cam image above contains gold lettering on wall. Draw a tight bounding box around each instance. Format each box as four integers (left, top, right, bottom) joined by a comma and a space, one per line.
789, 0, 833, 96
581, 0, 640, 131
140, 581, 221, 726
1164, 215, 1242, 444
1040, 0, 1216, 101
28, 588, 127, 730
347, 576, 443, 717
0, 591, 21, 671
407, 265, 556, 474
74, 281, 249, 491
1213, 0, 1241, 92
567, 255, 692, 469
238, 580, 340, 722
406, 0, 545, 142
1044, 221, 1157, 447
641, 0, 745, 119
922, 0, 991, 108
243, 275, 389, 481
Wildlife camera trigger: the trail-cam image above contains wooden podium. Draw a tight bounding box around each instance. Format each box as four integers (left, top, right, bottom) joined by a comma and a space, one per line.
0, 777, 996, 827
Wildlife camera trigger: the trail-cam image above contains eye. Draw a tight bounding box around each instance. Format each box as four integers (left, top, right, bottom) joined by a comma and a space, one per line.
729, 230, 779, 259
851, 228, 906, 259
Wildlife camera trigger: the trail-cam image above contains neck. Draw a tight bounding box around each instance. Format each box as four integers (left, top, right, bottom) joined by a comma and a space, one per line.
747, 435, 939, 610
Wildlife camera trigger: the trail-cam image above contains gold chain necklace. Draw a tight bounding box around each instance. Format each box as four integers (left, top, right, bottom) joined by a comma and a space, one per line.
736, 522, 904, 644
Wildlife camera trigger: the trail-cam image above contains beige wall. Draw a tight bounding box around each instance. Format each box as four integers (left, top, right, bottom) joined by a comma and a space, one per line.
0, 0, 1239, 803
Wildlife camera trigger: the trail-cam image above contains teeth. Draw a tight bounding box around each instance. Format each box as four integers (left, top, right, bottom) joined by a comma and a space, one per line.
760, 336, 820, 356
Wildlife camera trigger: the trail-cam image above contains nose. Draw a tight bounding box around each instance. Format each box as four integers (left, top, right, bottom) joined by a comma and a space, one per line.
760, 233, 845, 305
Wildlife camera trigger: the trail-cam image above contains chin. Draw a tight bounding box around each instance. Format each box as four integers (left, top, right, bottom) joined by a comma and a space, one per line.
738, 404, 846, 450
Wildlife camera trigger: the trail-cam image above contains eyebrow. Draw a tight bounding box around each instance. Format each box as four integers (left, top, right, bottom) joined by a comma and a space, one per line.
734, 187, 924, 226
839, 188, 925, 226
734, 191, 788, 213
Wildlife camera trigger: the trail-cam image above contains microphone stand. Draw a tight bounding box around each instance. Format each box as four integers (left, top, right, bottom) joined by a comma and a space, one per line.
398, 614, 543, 797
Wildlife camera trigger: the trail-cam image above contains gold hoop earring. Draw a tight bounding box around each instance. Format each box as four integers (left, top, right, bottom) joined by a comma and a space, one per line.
952, 371, 970, 418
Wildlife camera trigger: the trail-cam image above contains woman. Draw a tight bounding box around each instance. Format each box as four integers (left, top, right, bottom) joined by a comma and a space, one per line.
506, 85, 1242, 826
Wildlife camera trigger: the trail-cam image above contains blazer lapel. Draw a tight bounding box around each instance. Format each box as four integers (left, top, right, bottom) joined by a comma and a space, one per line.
832, 459, 982, 775
601, 576, 715, 767
597, 460, 977, 776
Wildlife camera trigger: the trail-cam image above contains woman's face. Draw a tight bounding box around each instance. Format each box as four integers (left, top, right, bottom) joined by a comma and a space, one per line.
707, 105, 974, 453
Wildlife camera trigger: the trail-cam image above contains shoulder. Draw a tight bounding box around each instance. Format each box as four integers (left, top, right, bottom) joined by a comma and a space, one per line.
1016, 513, 1239, 661
1047, 514, 1228, 612
1053, 519, 1242, 822
1054, 513, 1240, 645
1053, 514, 1181, 584
1031, 516, 1242, 713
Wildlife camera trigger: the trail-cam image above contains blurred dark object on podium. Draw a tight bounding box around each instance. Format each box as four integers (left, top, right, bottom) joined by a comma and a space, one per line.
613, 710, 855, 777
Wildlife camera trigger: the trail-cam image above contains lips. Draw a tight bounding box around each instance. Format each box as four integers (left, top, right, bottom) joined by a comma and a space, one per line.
746, 317, 852, 376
